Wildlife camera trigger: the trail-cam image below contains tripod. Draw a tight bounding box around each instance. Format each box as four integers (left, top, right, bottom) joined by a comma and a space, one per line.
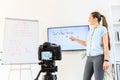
34, 70, 57, 80
34, 61, 57, 80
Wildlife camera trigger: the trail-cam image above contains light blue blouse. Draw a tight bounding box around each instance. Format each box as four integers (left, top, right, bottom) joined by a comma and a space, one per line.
86, 25, 107, 56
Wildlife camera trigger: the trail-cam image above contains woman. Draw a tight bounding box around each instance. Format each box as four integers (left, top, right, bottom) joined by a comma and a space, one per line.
69, 11, 110, 80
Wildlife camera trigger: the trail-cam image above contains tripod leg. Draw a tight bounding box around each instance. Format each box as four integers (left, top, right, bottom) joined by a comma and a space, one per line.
55, 75, 57, 80
44, 73, 57, 80
34, 70, 42, 80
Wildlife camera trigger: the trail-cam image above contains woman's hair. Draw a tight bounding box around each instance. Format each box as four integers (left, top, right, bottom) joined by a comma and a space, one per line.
91, 11, 111, 50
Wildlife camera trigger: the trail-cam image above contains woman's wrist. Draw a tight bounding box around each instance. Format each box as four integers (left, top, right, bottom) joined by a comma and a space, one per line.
104, 59, 109, 62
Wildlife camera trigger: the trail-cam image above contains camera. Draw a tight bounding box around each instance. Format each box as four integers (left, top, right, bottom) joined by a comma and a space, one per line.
38, 42, 61, 61
35, 42, 62, 80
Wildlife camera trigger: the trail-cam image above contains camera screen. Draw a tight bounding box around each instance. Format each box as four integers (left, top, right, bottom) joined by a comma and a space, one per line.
41, 51, 52, 60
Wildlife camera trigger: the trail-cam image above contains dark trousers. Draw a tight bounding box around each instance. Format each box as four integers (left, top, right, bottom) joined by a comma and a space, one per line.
83, 55, 104, 80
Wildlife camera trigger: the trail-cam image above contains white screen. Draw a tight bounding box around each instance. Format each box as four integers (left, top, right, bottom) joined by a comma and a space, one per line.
47, 25, 89, 51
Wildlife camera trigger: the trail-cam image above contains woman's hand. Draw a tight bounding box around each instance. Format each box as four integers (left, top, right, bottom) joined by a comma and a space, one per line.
103, 61, 109, 70
69, 36, 76, 41
69, 36, 87, 46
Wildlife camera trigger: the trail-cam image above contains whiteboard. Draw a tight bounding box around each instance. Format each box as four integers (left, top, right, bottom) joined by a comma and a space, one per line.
2, 18, 39, 64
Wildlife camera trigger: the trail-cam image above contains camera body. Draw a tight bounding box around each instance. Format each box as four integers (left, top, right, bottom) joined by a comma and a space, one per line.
38, 42, 61, 61
35, 42, 61, 80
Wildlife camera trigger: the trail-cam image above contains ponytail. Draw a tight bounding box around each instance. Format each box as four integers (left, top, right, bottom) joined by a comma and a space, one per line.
101, 15, 111, 50
101, 15, 108, 29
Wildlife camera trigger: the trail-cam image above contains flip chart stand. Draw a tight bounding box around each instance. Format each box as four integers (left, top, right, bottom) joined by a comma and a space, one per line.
8, 64, 33, 80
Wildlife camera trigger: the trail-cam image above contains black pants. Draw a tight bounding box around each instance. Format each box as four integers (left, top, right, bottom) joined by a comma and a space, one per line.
83, 55, 104, 80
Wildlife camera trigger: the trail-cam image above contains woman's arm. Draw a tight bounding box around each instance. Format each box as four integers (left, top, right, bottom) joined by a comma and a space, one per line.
69, 36, 87, 46
103, 33, 109, 61
102, 33, 109, 70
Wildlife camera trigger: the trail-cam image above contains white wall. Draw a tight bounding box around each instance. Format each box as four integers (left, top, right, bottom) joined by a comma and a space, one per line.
0, 0, 112, 80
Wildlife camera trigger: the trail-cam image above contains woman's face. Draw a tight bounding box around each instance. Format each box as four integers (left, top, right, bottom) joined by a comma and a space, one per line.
88, 14, 96, 25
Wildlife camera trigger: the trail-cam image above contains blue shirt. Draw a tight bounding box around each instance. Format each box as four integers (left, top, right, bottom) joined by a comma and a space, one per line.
86, 25, 107, 56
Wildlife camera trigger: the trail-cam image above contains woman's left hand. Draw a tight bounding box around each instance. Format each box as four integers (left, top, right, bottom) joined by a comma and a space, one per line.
103, 61, 109, 70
